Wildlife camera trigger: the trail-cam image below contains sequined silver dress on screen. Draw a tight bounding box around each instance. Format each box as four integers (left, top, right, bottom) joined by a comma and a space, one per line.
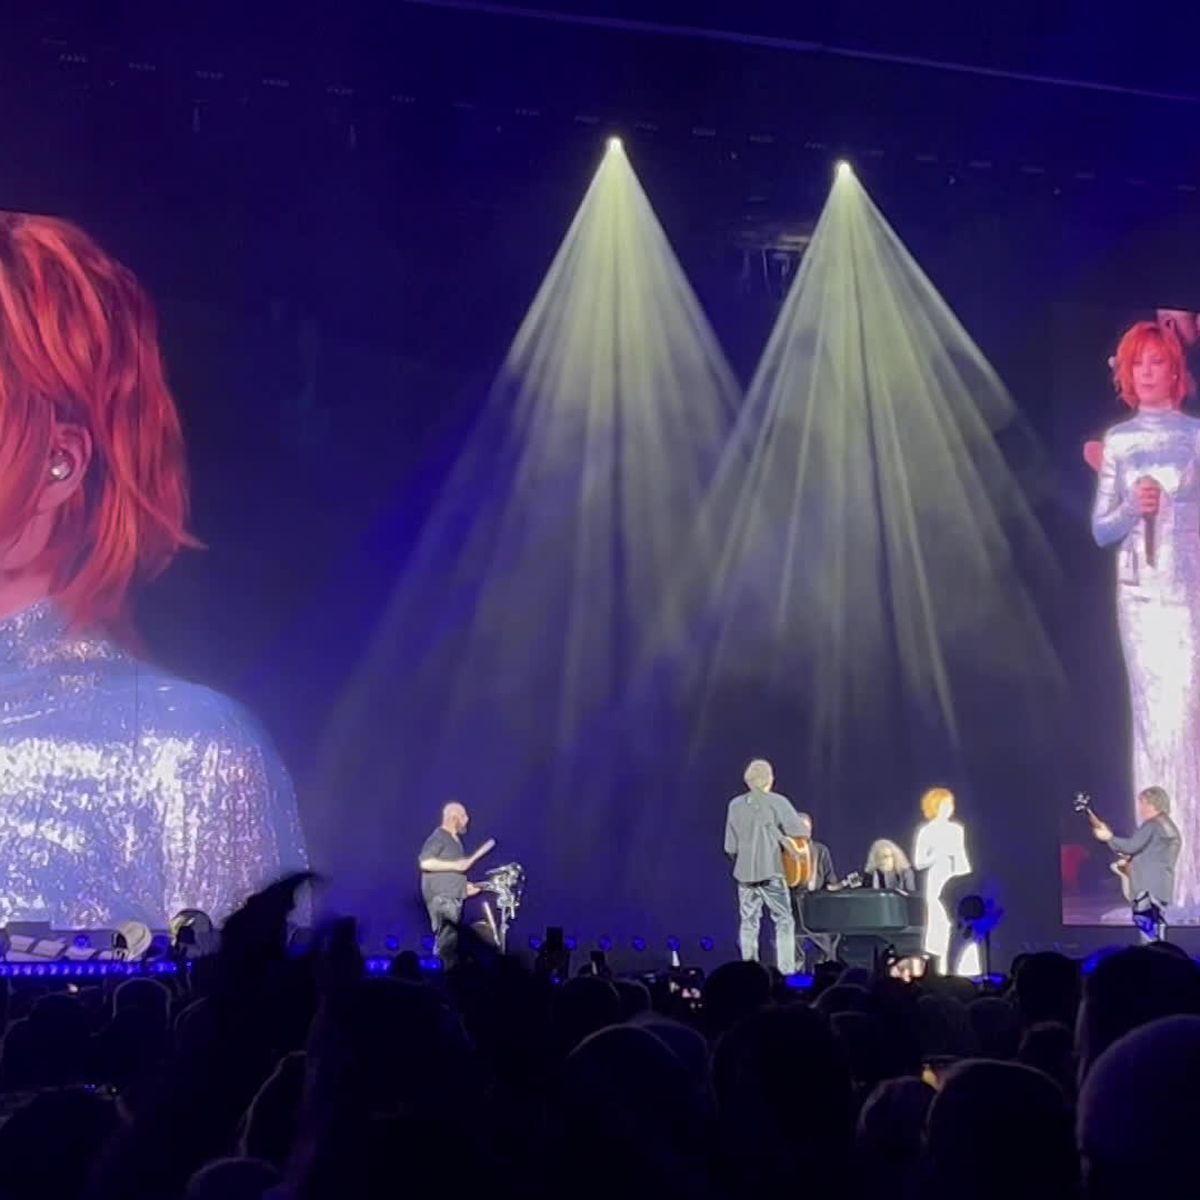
1093, 409, 1200, 916
0, 601, 307, 928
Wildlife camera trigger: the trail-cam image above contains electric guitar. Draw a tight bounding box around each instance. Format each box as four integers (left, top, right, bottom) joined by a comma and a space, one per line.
1074, 792, 1132, 902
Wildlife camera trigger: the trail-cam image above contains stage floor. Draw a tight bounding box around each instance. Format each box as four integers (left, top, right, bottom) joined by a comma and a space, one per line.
1062, 893, 1200, 927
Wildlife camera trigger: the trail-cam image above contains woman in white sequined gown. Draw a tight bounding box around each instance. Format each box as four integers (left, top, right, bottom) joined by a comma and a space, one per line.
1091, 320, 1200, 915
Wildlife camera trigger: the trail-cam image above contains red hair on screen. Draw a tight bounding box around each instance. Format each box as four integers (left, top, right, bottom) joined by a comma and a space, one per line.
1112, 320, 1193, 409
0, 213, 197, 633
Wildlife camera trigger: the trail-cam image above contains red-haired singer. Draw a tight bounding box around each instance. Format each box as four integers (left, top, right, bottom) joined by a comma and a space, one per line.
0, 213, 307, 928
1092, 320, 1200, 914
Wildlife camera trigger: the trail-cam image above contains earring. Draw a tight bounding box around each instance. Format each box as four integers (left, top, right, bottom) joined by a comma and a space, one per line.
48, 453, 72, 482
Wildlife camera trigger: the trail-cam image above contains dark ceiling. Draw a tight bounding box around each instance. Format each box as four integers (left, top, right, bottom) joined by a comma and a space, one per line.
5, 2, 1198, 177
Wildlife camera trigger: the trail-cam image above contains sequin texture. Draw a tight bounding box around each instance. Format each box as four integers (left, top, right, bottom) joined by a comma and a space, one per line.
0, 602, 307, 927
1093, 409, 1200, 914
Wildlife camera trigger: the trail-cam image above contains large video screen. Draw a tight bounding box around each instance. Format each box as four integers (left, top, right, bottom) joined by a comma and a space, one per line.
1060, 307, 1200, 926
0, 212, 309, 934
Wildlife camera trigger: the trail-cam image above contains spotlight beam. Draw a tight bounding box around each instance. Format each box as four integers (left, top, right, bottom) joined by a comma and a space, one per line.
316, 139, 742, 911
664, 161, 1063, 774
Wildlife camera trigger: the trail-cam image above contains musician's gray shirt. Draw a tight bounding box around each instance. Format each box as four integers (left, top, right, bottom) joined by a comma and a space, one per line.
1110, 814, 1181, 906
725, 788, 806, 884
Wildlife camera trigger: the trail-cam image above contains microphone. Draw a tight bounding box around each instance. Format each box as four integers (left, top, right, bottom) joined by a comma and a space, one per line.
1139, 474, 1160, 567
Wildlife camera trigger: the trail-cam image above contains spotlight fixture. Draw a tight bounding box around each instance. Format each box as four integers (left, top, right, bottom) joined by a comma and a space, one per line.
836, 160, 852, 180
955, 894, 1001, 977
113, 921, 153, 962
169, 909, 216, 959
606, 135, 623, 153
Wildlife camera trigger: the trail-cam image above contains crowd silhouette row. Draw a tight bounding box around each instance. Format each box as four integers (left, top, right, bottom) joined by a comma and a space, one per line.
0, 874, 1195, 1199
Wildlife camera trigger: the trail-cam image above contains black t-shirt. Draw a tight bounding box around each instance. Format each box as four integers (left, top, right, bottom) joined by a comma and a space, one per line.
420, 827, 467, 904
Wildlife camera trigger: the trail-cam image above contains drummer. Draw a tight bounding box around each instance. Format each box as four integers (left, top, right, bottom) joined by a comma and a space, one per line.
417, 801, 495, 968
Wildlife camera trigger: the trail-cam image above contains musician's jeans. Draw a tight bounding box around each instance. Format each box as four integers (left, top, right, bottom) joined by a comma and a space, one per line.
738, 879, 796, 975
428, 895, 463, 968
1134, 893, 1168, 943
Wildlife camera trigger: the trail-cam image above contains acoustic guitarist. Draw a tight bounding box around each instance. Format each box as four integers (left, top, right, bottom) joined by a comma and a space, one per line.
786, 813, 843, 969
1084, 787, 1180, 942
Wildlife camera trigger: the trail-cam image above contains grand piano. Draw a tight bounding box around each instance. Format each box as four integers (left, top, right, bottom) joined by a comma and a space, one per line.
800, 888, 924, 968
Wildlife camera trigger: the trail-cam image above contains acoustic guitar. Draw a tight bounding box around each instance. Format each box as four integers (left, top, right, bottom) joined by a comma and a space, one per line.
782, 837, 863, 891
782, 837, 812, 888
1074, 792, 1132, 902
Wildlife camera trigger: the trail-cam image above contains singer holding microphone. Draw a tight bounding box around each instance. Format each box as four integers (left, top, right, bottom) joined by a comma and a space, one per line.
1092, 319, 1200, 915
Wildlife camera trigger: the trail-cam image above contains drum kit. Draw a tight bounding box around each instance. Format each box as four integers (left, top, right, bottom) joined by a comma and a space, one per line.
477, 861, 526, 953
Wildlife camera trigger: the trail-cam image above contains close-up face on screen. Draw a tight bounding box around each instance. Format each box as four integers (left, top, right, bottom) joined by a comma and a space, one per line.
0, 212, 306, 934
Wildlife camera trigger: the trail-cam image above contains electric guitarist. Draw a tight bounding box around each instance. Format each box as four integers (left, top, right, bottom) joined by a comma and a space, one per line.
1080, 788, 1181, 941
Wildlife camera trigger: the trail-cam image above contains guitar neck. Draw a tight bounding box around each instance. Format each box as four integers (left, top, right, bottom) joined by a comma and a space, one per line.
1075, 795, 1105, 831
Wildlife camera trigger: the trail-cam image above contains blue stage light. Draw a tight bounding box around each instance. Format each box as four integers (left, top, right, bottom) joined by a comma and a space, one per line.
784, 973, 815, 990
598, 936, 613, 951
631, 937, 646, 952
1082, 950, 1109, 976
699, 937, 715, 952
420, 956, 443, 972
385, 935, 400, 953
666, 936, 681, 952
565, 936, 577, 951
529, 935, 543, 951
73, 934, 90, 949
0, 960, 182, 979
421, 935, 436, 953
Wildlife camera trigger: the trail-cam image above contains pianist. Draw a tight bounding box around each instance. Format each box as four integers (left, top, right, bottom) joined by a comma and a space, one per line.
863, 840, 917, 893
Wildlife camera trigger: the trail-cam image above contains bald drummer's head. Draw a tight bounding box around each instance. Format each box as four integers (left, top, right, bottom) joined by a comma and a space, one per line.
442, 802, 470, 834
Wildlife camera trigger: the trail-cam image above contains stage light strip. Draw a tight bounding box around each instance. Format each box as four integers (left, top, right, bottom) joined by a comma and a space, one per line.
0, 961, 183, 978
0, 957, 431, 978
